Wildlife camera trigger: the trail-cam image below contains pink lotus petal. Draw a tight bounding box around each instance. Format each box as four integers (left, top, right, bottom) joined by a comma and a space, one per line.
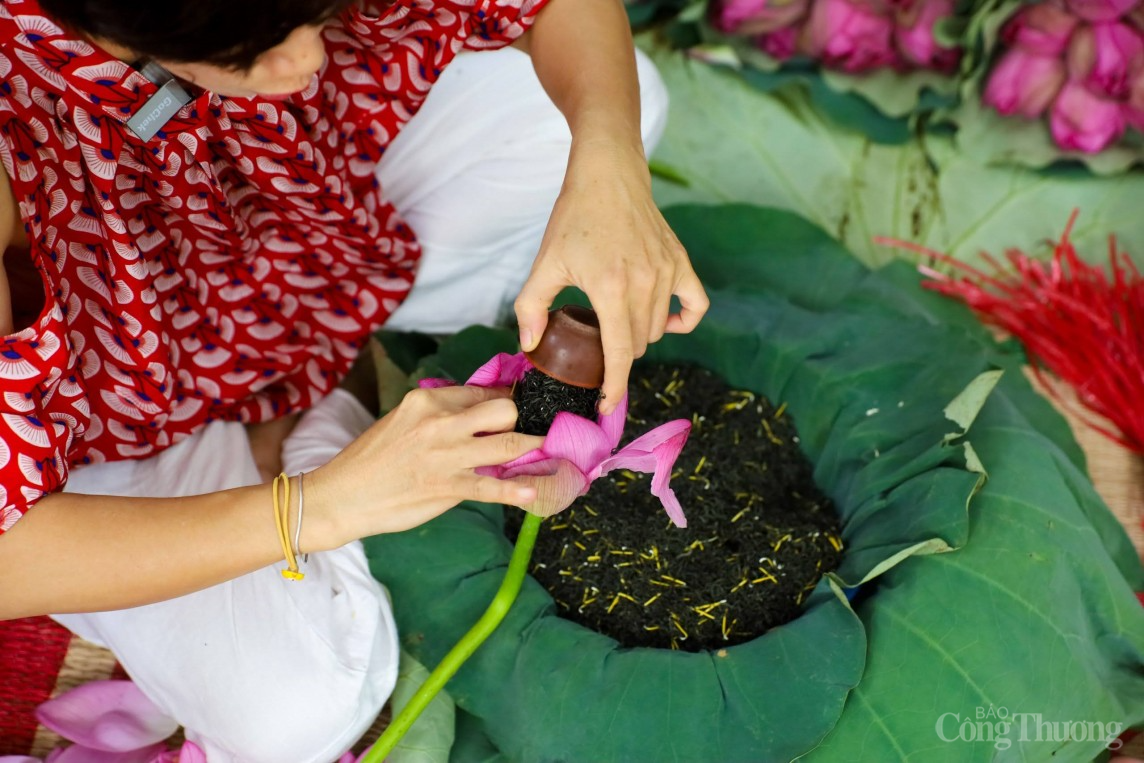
500, 455, 571, 479
0, 756, 43, 762
456, 350, 691, 523
478, 445, 553, 479
1066, 0, 1138, 23
418, 378, 456, 389
1050, 80, 1127, 153
466, 352, 532, 388
502, 457, 590, 517
594, 420, 692, 528
36, 681, 178, 754
543, 412, 614, 475
50, 744, 170, 763
597, 394, 628, 451
176, 743, 205, 763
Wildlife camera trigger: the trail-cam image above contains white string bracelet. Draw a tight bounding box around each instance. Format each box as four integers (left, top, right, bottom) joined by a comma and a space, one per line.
294, 471, 309, 564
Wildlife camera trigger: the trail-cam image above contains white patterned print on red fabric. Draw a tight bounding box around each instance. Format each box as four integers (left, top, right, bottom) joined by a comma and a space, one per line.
0, 0, 549, 530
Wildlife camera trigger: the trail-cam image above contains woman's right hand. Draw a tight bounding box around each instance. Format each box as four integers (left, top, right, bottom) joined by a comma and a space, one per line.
304, 385, 544, 549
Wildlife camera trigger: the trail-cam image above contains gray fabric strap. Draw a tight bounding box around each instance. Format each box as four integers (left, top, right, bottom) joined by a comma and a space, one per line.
126, 61, 192, 141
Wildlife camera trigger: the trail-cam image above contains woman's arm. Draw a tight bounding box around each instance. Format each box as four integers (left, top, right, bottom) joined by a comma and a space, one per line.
512, 0, 710, 413
0, 483, 285, 618
0, 385, 542, 619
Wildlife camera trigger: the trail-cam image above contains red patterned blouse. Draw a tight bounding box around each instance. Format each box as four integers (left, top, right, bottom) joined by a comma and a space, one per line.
0, 0, 548, 531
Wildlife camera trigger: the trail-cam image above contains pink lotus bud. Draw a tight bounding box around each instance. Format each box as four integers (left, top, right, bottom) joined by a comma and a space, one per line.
1065, 0, 1140, 23
801, 0, 898, 72
758, 26, 800, 59
1001, 2, 1080, 56
1084, 21, 1144, 97
1049, 80, 1128, 152
894, 0, 961, 72
983, 48, 1067, 117
710, 0, 810, 35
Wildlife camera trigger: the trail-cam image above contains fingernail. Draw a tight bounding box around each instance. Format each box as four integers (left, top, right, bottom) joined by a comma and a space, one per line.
521, 328, 534, 351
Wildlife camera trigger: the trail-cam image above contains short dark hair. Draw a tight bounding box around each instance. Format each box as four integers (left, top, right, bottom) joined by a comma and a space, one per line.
39, 0, 356, 69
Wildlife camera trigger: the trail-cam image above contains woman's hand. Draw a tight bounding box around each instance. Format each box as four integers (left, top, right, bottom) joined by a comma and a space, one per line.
514, 138, 709, 414
304, 385, 543, 549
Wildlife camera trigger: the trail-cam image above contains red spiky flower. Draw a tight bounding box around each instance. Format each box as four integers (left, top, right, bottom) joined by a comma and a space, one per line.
878, 211, 1144, 455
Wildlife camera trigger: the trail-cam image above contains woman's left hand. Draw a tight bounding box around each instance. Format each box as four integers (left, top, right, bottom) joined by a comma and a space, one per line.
514, 138, 709, 414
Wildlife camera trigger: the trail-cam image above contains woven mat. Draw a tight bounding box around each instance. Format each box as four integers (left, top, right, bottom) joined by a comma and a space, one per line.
0, 617, 77, 755
0, 622, 389, 757
1, 373, 1140, 757
1029, 371, 1144, 559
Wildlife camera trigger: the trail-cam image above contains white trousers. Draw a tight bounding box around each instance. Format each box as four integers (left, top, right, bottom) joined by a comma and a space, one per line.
53, 47, 668, 763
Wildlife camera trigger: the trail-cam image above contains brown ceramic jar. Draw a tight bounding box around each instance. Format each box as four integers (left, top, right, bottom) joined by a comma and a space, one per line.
524, 306, 605, 389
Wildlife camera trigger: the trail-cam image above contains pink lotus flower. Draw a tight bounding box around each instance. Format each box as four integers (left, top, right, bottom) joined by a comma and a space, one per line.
421, 353, 691, 526
1081, 21, 1144, 98
800, 0, 898, 73
0, 681, 204, 763
1065, 0, 1140, 23
983, 48, 1067, 117
894, 0, 961, 72
1050, 79, 1128, 151
1001, 2, 1080, 56
710, 0, 810, 36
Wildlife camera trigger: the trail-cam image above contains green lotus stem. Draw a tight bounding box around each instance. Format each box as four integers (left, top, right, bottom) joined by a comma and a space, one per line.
360, 511, 543, 763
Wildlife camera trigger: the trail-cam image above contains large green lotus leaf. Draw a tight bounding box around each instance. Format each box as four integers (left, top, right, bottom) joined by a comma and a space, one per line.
943, 96, 1144, 176
818, 66, 959, 120
659, 204, 1082, 464
665, 205, 1144, 760
364, 205, 1144, 762
808, 427, 1144, 761
387, 650, 456, 763
924, 140, 1144, 272
661, 204, 1140, 585
646, 44, 1144, 269
689, 43, 916, 144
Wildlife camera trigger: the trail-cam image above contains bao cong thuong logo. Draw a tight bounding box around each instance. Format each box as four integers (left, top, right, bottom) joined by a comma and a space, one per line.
936, 706, 1124, 752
